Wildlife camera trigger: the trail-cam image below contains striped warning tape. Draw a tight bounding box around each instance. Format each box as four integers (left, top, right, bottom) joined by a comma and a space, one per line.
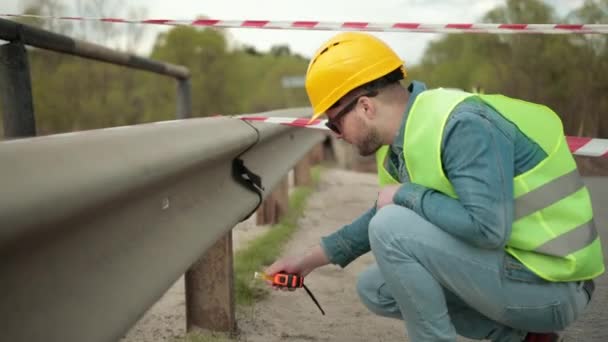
239, 116, 608, 158
2, 14, 608, 34
564, 136, 608, 158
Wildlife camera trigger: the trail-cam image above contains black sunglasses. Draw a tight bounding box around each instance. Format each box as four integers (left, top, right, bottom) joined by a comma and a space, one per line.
325, 90, 378, 134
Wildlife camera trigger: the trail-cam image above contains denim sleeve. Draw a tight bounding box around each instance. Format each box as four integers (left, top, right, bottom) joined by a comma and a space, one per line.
320, 206, 376, 267
393, 106, 514, 249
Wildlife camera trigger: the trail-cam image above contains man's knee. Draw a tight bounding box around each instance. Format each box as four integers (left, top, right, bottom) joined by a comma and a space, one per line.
369, 205, 419, 251
356, 265, 401, 319
356, 265, 380, 303
357, 266, 387, 315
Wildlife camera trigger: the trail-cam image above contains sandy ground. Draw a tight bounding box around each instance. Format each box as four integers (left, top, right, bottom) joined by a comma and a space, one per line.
234, 169, 408, 342
122, 169, 607, 342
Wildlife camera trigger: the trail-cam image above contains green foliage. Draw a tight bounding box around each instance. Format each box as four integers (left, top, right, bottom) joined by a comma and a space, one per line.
8, 23, 309, 135
2, 0, 606, 142
409, 0, 608, 139
26, 51, 160, 133
233, 52, 310, 112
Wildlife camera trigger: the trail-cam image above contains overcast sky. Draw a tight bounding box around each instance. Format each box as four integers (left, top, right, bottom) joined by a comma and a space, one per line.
2, 0, 585, 65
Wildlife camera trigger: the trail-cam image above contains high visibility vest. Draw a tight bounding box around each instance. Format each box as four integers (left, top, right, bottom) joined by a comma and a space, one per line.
376, 88, 604, 281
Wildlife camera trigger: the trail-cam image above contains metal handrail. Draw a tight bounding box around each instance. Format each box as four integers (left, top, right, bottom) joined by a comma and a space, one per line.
0, 18, 191, 139
0, 18, 189, 79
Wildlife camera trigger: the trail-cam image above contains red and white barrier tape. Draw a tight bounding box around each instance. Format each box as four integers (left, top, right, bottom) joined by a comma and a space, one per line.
239, 116, 608, 158
2, 14, 608, 34
241, 116, 328, 130
564, 136, 608, 158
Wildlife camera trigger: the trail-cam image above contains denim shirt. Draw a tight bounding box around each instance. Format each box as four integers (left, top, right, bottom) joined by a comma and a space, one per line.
320, 81, 548, 268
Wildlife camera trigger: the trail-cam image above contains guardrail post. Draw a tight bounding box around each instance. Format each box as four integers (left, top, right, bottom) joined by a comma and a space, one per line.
177, 78, 191, 119
256, 176, 289, 225
294, 152, 312, 187
311, 141, 324, 164
276, 176, 289, 219
0, 40, 36, 138
185, 232, 236, 334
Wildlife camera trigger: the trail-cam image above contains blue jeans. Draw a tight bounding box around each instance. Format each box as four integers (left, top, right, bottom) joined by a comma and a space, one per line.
357, 205, 590, 342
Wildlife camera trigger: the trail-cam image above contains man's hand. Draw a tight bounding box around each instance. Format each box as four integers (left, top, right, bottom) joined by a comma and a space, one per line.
376, 185, 401, 210
264, 245, 330, 289
265, 255, 310, 279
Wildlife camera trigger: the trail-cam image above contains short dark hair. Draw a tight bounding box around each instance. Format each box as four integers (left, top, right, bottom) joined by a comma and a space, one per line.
329, 67, 404, 110
360, 67, 404, 92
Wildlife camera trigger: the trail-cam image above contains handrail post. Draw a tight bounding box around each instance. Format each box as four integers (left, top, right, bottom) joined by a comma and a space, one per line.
0, 40, 36, 138
177, 78, 192, 119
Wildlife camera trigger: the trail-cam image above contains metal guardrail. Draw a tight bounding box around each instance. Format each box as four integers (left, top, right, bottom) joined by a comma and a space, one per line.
0, 107, 324, 341
0, 18, 191, 138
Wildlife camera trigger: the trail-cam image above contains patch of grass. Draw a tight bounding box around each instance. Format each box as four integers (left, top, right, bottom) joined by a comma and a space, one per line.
310, 164, 322, 185
234, 165, 322, 305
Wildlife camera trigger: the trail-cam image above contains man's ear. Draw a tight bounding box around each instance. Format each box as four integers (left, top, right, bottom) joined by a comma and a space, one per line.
361, 97, 376, 120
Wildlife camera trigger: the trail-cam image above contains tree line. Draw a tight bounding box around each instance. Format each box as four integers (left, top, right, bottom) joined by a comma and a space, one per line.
1, 0, 606, 156
408, 0, 607, 140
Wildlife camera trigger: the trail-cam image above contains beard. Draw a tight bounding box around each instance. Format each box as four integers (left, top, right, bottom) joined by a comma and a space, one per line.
356, 126, 383, 156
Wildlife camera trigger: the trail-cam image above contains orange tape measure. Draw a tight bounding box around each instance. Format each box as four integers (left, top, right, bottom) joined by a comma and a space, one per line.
272, 272, 304, 289
254, 271, 325, 315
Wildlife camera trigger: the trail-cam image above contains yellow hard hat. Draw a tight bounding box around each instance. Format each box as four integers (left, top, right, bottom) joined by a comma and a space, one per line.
305, 32, 407, 120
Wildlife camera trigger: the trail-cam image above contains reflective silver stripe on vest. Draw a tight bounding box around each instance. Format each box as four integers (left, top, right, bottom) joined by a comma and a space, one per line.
534, 220, 598, 257
515, 170, 584, 220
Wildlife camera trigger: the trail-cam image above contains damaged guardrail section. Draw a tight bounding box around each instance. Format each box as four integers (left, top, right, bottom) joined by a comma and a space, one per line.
0, 107, 324, 342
